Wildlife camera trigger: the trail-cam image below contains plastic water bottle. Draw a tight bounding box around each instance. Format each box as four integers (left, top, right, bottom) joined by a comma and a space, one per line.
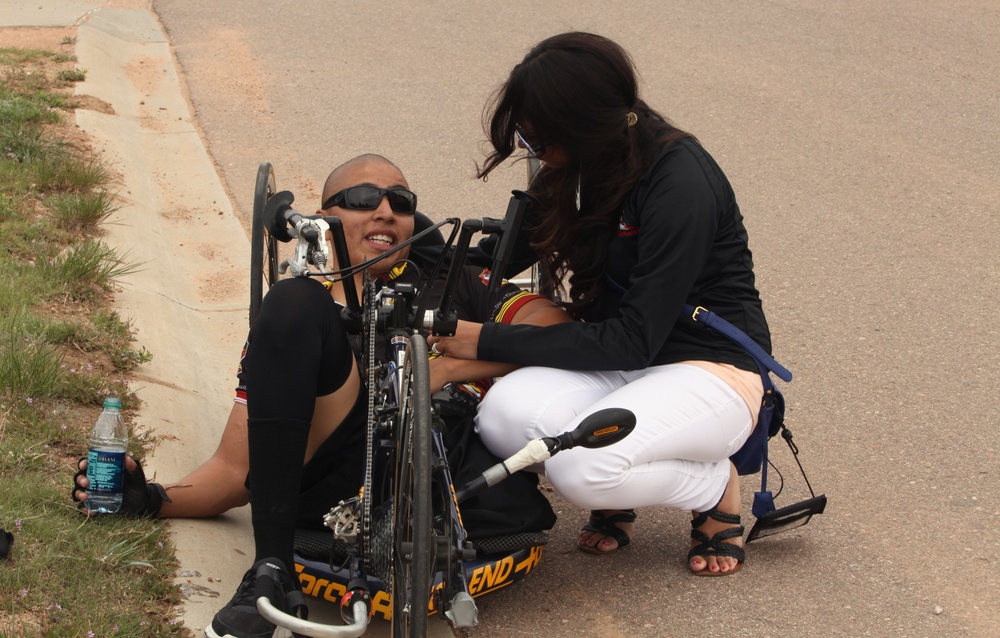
85, 397, 128, 513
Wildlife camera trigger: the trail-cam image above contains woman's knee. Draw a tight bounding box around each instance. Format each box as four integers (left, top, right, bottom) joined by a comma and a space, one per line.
475, 379, 552, 454
477, 376, 534, 424
474, 405, 528, 459
480, 368, 607, 430
546, 452, 628, 509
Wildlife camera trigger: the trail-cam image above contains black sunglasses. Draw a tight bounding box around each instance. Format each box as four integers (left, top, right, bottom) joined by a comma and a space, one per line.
515, 125, 550, 158
321, 185, 418, 215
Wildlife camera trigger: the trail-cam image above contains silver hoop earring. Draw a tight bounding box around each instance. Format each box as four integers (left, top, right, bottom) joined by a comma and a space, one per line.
575, 171, 582, 211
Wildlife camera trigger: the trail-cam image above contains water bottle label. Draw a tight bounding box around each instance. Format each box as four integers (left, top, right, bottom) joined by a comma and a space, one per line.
87, 449, 125, 492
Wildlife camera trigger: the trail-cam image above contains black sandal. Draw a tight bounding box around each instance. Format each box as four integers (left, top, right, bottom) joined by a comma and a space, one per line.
578, 509, 636, 554
688, 507, 745, 576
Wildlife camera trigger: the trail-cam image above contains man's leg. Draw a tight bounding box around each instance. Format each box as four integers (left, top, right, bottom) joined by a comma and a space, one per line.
242, 277, 356, 570
209, 278, 357, 638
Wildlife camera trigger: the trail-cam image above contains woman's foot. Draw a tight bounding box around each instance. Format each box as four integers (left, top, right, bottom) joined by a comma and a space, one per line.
578, 509, 636, 554
688, 462, 745, 575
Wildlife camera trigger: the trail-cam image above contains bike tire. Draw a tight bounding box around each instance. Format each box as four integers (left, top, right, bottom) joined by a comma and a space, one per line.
249, 162, 278, 327
391, 333, 433, 637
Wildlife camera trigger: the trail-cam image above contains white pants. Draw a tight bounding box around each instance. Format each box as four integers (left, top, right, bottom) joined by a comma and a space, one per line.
475, 363, 755, 512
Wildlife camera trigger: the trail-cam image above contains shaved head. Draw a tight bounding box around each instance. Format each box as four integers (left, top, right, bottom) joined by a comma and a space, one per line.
321, 154, 407, 204
314, 153, 416, 274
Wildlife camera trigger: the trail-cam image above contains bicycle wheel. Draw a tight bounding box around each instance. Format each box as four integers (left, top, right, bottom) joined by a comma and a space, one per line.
391, 333, 433, 637
249, 161, 278, 327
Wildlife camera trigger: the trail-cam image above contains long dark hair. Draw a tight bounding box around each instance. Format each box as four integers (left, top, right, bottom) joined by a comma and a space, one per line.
479, 32, 693, 318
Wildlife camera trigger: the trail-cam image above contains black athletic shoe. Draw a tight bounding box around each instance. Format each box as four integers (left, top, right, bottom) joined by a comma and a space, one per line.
206, 557, 307, 638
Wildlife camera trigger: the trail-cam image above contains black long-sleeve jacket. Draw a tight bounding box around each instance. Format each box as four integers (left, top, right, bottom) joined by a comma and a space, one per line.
478, 138, 772, 373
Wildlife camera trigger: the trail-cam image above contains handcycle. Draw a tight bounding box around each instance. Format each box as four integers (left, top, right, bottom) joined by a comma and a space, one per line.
245, 162, 637, 637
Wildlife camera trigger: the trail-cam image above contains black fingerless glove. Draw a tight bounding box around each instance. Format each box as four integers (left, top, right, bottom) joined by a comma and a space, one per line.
121, 459, 172, 517
0, 528, 13, 559
73, 457, 171, 517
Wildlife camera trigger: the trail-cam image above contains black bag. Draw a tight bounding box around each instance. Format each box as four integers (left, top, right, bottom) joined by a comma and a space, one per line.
729, 382, 786, 475
439, 406, 557, 541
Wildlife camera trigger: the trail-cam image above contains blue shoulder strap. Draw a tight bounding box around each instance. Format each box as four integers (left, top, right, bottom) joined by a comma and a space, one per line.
604, 272, 791, 382
685, 305, 791, 382
683, 304, 790, 517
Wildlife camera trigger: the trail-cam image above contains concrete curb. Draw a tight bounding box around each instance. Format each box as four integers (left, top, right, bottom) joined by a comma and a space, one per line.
73, 7, 253, 634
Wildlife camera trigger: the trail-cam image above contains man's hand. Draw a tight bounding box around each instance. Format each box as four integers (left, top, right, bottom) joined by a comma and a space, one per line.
72, 456, 170, 517
428, 334, 519, 393
428, 355, 453, 394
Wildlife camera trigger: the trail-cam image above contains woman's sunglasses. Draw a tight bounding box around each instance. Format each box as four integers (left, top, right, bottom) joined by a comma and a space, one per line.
515, 125, 550, 158
322, 185, 418, 215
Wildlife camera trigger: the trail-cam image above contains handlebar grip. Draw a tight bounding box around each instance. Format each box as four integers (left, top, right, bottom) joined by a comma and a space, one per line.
434, 219, 481, 332
553, 408, 636, 452
326, 216, 361, 316
264, 191, 299, 242
481, 217, 503, 234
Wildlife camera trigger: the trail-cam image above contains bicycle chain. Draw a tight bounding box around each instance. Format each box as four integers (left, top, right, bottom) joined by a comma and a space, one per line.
360, 273, 376, 569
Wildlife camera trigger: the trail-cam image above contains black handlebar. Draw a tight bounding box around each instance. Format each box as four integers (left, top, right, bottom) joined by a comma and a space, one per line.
432, 218, 484, 336
485, 190, 531, 298
327, 217, 361, 319
263, 189, 533, 338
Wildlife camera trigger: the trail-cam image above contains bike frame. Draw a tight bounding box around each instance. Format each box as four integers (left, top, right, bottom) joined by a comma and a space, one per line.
253, 185, 635, 637
256, 197, 496, 637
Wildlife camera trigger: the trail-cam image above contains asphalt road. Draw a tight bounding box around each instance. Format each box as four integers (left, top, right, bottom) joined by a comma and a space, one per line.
146, 1, 997, 636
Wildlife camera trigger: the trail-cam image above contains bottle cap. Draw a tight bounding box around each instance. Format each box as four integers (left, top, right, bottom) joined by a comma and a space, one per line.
103, 397, 122, 409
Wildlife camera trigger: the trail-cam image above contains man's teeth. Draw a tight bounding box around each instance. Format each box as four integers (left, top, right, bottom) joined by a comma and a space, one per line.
368, 235, 393, 246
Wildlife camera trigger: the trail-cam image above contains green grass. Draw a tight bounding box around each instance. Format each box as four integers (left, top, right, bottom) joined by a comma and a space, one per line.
0, 44, 186, 637
48, 189, 121, 231
0, 89, 62, 125
55, 67, 86, 83
32, 238, 140, 300
0, 48, 54, 65
0, 326, 63, 399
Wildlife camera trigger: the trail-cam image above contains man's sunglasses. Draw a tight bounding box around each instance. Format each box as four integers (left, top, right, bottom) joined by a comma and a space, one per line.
515, 125, 549, 158
321, 185, 418, 215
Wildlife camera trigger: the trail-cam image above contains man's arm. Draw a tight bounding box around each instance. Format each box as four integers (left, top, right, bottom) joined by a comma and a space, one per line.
156, 401, 252, 517
75, 402, 251, 518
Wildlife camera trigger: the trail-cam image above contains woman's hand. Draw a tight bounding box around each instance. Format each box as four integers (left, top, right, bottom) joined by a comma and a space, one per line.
428, 320, 483, 361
